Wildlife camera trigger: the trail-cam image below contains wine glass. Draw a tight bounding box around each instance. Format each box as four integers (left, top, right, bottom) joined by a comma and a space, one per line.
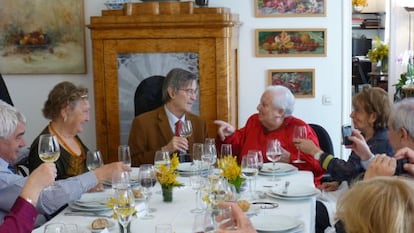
112, 170, 131, 190
154, 150, 171, 173
118, 145, 131, 167
43, 223, 65, 233
86, 150, 104, 171
190, 169, 207, 213
192, 143, 204, 170
266, 139, 282, 181
220, 144, 232, 158
248, 150, 263, 171
204, 138, 217, 170
113, 188, 135, 233
38, 134, 60, 163
293, 126, 307, 163
179, 120, 193, 138
138, 164, 157, 219
241, 154, 258, 198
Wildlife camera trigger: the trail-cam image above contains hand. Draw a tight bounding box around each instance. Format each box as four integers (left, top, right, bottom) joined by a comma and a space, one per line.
216, 202, 257, 233
364, 154, 396, 180
163, 136, 188, 153
93, 162, 131, 183
394, 147, 414, 176
319, 181, 340, 192
347, 129, 372, 161
20, 163, 56, 205
293, 138, 321, 155
214, 120, 235, 141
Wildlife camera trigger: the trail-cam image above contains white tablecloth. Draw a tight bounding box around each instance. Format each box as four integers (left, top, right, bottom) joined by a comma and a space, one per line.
32, 170, 316, 233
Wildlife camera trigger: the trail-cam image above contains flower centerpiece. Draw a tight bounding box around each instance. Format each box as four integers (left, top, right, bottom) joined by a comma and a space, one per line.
217, 155, 245, 193
156, 153, 183, 202
352, 0, 367, 12
368, 36, 389, 73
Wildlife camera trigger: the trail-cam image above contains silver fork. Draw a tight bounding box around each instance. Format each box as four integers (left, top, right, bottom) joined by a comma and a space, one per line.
282, 181, 290, 194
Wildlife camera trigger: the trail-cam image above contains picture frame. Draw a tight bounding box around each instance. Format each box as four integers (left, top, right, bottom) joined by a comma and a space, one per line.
254, 0, 326, 17
268, 69, 315, 98
255, 28, 327, 57
0, 0, 86, 74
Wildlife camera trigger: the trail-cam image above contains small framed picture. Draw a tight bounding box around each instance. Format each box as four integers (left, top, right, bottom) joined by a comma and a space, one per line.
254, 0, 326, 18
256, 28, 327, 57
268, 69, 315, 98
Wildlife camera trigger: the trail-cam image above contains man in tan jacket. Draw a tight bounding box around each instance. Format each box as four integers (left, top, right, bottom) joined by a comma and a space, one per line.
128, 68, 208, 166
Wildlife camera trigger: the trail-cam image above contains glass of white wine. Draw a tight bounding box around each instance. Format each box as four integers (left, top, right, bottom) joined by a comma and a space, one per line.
113, 188, 135, 233
179, 120, 193, 138
38, 134, 60, 163
86, 150, 104, 171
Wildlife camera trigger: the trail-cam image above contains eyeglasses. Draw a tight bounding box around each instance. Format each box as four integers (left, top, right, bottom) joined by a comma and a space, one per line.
179, 88, 198, 96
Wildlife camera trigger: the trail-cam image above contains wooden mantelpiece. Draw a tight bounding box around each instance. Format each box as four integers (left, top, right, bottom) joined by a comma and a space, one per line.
88, 1, 240, 162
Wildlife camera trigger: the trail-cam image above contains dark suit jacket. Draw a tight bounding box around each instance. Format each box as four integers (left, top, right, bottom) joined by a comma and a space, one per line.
128, 106, 208, 166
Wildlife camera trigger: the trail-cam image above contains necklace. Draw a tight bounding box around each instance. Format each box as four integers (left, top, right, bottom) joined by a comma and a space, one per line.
49, 123, 84, 157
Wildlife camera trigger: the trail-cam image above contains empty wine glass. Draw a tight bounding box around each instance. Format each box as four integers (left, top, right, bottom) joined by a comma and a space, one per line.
241, 154, 258, 198
38, 134, 60, 163
293, 126, 307, 163
220, 144, 232, 158
248, 150, 263, 171
118, 145, 131, 167
266, 139, 283, 181
190, 169, 207, 213
86, 150, 104, 171
113, 188, 135, 233
138, 164, 157, 219
112, 170, 131, 190
204, 138, 217, 171
192, 143, 204, 170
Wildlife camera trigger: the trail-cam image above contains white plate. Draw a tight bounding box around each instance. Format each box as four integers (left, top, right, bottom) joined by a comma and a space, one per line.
251, 215, 302, 232
88, 218, 116, 233
259, 168, 298, 177
68, 202, 111, 212
177, 162, 209, 172
271, 185, 319, 198
260, 163, 297, 173
265, 191, 314, 201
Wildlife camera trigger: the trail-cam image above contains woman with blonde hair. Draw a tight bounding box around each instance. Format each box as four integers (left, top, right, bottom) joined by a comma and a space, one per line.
336, 176, 414, 233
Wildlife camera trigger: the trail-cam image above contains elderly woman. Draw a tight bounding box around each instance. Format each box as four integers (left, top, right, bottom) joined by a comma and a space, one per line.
28, 81, 90, 179
215, 85, 325, 186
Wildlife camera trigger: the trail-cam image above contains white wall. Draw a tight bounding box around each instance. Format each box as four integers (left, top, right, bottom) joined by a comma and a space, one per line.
3, 0, 352, 158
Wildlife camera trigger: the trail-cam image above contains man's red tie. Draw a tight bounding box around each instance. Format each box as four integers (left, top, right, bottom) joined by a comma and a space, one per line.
175, 120, 182, 136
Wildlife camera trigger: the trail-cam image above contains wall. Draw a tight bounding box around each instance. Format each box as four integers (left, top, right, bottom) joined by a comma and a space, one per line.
3, 0, 350, 158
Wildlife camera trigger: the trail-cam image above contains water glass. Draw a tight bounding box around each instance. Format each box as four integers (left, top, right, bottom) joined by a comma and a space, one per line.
220, 144, 232, 158
118, 145, 132, 167
112, 170, 131, 190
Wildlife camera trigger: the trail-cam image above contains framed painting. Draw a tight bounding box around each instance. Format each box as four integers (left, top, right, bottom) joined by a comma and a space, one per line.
255, 28, 327, 57
0, 0, 86, 74
268, 69, 315, 98
254, 0, 326, 17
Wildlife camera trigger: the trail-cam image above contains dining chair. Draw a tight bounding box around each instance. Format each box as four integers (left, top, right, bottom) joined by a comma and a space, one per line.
309, 123, 334, 182
352, 57, 368, 94
0, 73, 13, 106
134, 75, 165, 116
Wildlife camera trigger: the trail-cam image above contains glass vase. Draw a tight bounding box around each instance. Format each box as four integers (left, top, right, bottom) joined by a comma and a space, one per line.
162, 185, 173, 202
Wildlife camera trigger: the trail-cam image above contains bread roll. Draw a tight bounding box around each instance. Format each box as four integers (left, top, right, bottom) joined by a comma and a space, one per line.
91, 218, 110, 230
237, 199, 250, 212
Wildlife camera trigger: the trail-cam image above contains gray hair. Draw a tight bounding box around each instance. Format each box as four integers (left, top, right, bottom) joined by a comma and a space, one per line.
162, 68, 198, 103
389, 98, 414, 139
0, 100, 26, 139
265, 85, 295, 116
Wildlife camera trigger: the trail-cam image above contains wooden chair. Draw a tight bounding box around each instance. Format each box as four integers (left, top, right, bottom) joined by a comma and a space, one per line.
352, 57, 368, 93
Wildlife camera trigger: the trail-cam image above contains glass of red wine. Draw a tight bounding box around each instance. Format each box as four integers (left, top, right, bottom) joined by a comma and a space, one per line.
138, 164, 157, 219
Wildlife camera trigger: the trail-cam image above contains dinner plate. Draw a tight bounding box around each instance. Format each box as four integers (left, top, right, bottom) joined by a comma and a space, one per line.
176, 162, 209, 172
271, 185, 319, 198
88, 218, 116, 233
250, 214, 302, 232
260, 163, 297, 173
265, 191, 314, 201
68, 202, 111, 212
259, 167, 298, 177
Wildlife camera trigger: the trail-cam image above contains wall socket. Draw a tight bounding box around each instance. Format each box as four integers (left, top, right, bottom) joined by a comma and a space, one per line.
322, 95, 332, 105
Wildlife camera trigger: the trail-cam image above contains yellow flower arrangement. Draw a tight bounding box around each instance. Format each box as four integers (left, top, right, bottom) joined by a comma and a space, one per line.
217, 156, 245, 193
156, 153, 183, 188
368, 36, 388, 63
352, 0, 367, 7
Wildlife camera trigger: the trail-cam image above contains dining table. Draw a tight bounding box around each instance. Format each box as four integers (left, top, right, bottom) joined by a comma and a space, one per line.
32, 164, 317, 233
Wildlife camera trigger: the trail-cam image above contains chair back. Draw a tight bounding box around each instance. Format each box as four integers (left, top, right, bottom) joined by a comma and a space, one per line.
134, 75, 165, 116
0, 73, 13, 106
352, 57, 368, 93
309, 123, 334, 155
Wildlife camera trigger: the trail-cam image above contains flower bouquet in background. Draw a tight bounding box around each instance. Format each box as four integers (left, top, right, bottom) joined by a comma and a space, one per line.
156, 153, 183, 202
217, 156, 245, 193
352, 0, 367, 12
368, 36, 389, 73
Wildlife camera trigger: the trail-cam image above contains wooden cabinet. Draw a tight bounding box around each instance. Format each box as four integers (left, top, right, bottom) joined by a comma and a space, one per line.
88, 1, 240, 162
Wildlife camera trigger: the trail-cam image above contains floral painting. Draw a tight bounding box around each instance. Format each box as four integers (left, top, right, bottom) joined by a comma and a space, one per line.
255, 29, 326, 57
255, 0, 326, 17
0, 0, 86, 74
268, 69, 315, 98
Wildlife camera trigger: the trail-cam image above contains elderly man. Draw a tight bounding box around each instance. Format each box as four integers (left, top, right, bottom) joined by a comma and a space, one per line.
0, 100, 129, 226
128, 68, 208, 166
215, 85, 325, 186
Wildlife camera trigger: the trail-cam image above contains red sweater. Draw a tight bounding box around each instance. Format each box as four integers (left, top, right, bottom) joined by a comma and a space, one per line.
0, 197, 38, 233
220, 114, 325, 186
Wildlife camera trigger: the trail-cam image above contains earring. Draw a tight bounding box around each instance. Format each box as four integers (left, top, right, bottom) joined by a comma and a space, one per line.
63, 115, 67, 122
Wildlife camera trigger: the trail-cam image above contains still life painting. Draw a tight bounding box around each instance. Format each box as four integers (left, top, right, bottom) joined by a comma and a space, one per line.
0, 0, 86, 74
255, 0, 326, 17
256, 29, 326, 57
268, 69, 315, 98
